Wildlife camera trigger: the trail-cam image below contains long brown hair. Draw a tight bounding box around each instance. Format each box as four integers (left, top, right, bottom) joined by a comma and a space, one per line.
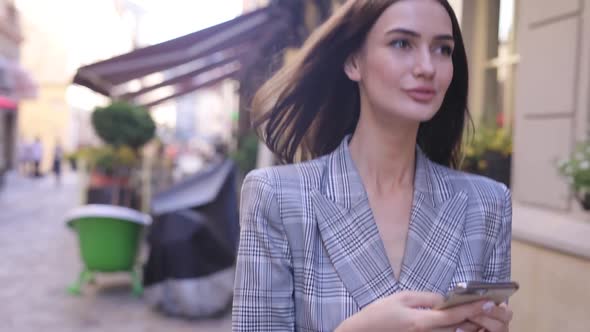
252, 0, 469, 168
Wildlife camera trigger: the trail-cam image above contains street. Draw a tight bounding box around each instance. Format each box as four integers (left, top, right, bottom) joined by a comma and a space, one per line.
0, 171, 231, 332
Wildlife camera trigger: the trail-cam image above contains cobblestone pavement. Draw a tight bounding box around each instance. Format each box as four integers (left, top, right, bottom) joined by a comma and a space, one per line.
0, 171, 231, 332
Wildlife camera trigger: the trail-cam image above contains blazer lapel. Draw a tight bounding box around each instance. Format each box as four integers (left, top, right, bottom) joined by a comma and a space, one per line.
312, 138, 468, 309
398, 149, 468, 294
312, 138, 398, 309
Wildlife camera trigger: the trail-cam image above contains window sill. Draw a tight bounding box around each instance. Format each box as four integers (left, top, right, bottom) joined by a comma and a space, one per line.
512, 203, 590, 260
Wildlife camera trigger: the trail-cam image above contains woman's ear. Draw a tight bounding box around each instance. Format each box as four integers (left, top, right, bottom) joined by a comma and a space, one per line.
344, 53, 361, 82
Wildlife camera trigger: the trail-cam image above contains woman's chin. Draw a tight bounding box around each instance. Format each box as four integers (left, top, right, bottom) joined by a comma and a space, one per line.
396, 109, 439, 123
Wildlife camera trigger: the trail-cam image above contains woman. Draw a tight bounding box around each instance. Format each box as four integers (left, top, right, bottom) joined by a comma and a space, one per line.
233, 1, 513, 331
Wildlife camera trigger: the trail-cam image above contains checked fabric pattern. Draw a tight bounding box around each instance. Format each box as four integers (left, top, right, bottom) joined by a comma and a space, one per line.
232, 136, 512, 331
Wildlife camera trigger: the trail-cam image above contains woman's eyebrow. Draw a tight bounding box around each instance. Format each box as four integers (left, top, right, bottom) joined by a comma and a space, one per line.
386, 28, 454, 41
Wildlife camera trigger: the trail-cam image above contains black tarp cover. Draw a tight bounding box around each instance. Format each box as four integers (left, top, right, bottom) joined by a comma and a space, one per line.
143, 158, 239, 318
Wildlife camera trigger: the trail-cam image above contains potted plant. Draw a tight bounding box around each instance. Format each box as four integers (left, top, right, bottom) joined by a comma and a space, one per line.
82, 101, 156, 207
91, 101, 156, 152
80, 145, 138, 187
462, 126, 512, 186
558, 142, 590, 210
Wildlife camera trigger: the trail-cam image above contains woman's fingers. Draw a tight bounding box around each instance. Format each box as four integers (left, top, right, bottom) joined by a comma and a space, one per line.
467, 303, 512, 332
498, 303, 514, 322
481, 302, 513, 323
453, 320, 481, 331
398, 291, 445, 308
421, 300, 487, 328
468, 314, 504, 332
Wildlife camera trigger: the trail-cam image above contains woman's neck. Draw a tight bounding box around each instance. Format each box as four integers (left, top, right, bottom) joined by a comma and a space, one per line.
348, 111, 419, 196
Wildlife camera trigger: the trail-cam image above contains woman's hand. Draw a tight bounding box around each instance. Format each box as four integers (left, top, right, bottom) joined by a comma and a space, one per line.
335, 291, 488, 332
450, 302, 513, 332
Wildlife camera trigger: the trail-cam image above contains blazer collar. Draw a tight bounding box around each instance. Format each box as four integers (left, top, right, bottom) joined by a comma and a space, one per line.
312, 136, 467, 309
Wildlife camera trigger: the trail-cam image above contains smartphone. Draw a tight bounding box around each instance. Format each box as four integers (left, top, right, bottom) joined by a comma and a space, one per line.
436, 281, 519, 310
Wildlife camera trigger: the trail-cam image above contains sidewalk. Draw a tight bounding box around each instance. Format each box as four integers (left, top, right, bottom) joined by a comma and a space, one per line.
0, 171, 231, 332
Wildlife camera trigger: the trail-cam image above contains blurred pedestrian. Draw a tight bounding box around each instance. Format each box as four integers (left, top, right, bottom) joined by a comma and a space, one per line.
31, 137, 43, 177
52, 141, 63, 185
17, 138, 32, 176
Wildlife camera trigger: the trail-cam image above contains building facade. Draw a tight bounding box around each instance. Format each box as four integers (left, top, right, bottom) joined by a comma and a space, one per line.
0, 0, 35, 174
509, 0, 590, 330
15, 0, 137, 172
0, 0, 20, 174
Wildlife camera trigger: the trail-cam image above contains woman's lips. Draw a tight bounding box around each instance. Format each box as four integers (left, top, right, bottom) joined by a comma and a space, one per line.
404, 88, 436, 103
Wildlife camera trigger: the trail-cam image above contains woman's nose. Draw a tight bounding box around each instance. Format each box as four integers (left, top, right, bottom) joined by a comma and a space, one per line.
413, 48, 435, 78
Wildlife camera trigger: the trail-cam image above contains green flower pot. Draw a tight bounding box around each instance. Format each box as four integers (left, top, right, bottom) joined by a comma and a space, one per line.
66, 204, 151, 296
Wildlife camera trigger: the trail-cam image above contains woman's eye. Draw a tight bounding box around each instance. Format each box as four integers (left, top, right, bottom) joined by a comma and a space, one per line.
436, 45, 454, 56
390, 39, 411, 49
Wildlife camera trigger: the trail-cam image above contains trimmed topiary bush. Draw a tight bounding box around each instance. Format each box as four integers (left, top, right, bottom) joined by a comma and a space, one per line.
91, 101, 156, 150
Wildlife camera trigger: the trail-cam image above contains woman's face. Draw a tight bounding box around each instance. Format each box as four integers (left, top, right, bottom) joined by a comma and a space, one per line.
345, 0, 455, 124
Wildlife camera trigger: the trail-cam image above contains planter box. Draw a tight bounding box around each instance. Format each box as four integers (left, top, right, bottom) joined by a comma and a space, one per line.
462, 152, 511, 187
86, 186, 141, 210
89, 172, 129, 187
480, 151, 511, 187
65, 204, 152, 296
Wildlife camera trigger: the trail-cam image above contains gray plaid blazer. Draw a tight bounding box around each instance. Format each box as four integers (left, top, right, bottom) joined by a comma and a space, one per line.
232, 137, 512, 331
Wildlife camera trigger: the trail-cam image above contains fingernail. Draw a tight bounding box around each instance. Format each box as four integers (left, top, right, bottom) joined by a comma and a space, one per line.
482, 301, 495, 313
456, 329, 465, 332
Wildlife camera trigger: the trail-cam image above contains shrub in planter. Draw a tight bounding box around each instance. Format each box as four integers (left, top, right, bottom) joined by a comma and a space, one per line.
79, 145, 138, 182
91, 101, 156, 151
462, 126, 512, 187
558, 142, 590, 211
82, 102, 156, 208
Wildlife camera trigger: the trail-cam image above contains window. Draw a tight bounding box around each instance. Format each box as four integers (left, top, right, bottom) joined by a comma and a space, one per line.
482, 0, 519, 129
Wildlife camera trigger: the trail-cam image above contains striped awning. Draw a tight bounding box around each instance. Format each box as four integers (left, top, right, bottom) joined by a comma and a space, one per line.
73, 6, 288, 108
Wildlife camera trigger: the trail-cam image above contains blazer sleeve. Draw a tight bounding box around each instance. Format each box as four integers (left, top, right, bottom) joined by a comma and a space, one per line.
483, 185, 513, 282
232, 170, 295, 331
